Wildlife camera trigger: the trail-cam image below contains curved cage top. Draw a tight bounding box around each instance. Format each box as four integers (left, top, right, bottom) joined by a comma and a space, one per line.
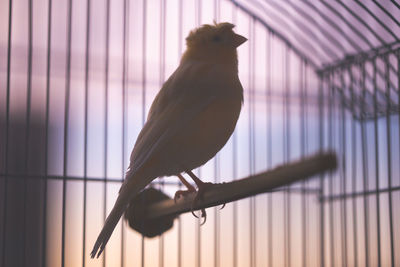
233, 0, 400, 70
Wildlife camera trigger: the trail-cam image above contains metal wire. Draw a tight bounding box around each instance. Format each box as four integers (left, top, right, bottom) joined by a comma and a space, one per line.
328, 73, 335, 267
177, 2, 183, 267
384, 54, 395, 267
61, 0, 73, 265
360, 62, 370, 267
266, 30, 273, 267
23, 0, 33, 264
248, 17, 256, 267
372, 56, 382, 267
231, 0, 319, 69
283, 45, 291, 267
338, 71, 348, 267
300, 60, 308, 267
82, 0, 91, 265
103, 0, 111, 266
232, 7, 238, 267
159, 1, 166, 266
349, 66, 359, 267
318, 75, 325, 267
355, 0, 399, 42
1, 0, 12, 266
1, 1, 399, 266
42, 0, 52, 265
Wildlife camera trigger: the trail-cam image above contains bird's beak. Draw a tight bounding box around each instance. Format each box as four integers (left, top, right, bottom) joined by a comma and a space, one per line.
233, 33, 247, 47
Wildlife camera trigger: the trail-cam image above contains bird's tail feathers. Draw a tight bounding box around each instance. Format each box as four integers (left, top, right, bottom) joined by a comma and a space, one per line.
90, 195, 127, 258
90, 171, 149, 259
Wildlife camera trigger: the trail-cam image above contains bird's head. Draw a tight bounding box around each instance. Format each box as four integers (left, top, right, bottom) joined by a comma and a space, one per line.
182, 22, 247, 65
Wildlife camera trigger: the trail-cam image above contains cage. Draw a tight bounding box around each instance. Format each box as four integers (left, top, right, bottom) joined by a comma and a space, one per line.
0, 0, 399, 267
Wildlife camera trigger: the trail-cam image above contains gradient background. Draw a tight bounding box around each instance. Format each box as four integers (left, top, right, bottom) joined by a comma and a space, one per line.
0, 0, 399, 266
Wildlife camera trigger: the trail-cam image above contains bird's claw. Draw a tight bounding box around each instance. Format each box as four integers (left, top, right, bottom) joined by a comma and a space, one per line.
191, 194, 207, 221
189, 182, 215, 224
191, 208, 207, 225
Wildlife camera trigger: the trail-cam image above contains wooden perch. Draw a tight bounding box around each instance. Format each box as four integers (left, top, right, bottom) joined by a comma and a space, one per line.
129, 152, 337, 227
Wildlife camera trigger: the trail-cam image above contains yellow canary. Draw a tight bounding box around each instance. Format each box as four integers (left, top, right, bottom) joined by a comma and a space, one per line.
91, 22, 246, 258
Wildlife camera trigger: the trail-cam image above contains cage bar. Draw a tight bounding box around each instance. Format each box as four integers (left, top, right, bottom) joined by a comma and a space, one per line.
0, 1, 399, 266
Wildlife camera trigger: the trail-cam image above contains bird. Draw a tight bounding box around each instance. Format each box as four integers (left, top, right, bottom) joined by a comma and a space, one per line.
90, 22, 246, 259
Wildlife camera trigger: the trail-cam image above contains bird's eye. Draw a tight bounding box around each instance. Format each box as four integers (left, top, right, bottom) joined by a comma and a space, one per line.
213, 35, 221, 42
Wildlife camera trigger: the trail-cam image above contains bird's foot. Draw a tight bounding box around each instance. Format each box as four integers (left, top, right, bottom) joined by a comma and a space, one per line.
190, 182, 216, 225
175, 173, 197, 203
174, 188, 196, 203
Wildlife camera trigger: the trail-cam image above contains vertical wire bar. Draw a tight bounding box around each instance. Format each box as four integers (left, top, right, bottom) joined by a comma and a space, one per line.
177, 1, 182, 267
397, 50, 400, 266
248, 23, 252, 266
349, 66, 359, 267
232, 130, 238, 267
384, 55, 395, 267
214, 2, 220, 266
252, 19, 256, 267
318, 74, 325, 267
140, 0, 146, 126
283, 45, 288, 267
195, 165, 201, 267
214, 156, 220, 267
283, 44, 287, 267
2, 0, 12, 265
283, 46, 291, 267
194, 3, 201, 267
42, 0, 52, 265
248, 19, 252, 267
61, 0, 73, 265
304, 64, 309, 267
159, 1, 166, 266
248, 17, 255, 267
331, 71, 339, 267
232, 132, 238, 267
195, 169, 201, 267
339, 71, 348, 267
372, 57, 382, 267
23, 0, 33, 263
195, 0, 201, 26
121, 0, 129, 151
360, 62, 370, 267
102, 0, 110, 266
213, 154, 220, 267
304, 63, 309, 266
328, 72, 335, 267
287, 47, 291, 267
232, 6, 238, 267
300, 61, 307, 267
213, 0, 219, 22
122, 0, 130, 265
140, 0, 145, 265
266, 31, 273, 267
82, 0, 91, 265
197, 1, 201, 265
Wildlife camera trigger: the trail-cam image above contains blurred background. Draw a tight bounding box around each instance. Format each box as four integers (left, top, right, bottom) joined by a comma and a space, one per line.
0, 0, 399, 266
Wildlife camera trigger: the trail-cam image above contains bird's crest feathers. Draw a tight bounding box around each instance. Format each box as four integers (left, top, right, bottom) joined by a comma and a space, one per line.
186, 22, 235, 46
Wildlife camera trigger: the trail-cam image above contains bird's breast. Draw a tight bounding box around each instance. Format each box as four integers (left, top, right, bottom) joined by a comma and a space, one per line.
174, 92, 242, 170
195, 95, 241, 141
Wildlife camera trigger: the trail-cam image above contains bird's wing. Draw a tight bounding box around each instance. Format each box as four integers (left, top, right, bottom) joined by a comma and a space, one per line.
127, 61, 223, 177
